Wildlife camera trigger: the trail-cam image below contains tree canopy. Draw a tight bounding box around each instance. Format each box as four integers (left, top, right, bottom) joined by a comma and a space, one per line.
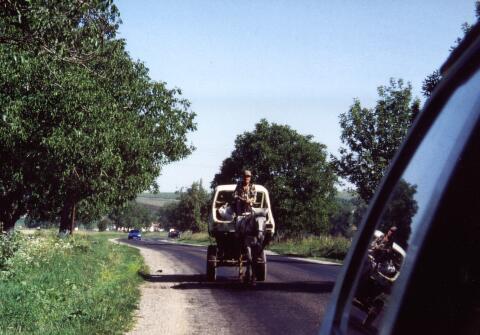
422, 1, 480, 97
109, 202, 154, 231
378, 179, 418, 248
332, 79, 420, 203
157, 181, 210, 232
0, 0, 196, 232
329, 195, 365, 238
212, 119, 337, 236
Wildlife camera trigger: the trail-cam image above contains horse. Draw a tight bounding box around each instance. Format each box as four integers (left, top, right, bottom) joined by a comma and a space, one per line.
236, 208, 269, 284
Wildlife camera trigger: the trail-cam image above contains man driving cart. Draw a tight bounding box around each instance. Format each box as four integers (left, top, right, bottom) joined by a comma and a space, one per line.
233, 170, 256, 215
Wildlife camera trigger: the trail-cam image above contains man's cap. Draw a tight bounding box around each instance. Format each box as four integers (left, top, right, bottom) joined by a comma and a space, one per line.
243, 170, 252, 176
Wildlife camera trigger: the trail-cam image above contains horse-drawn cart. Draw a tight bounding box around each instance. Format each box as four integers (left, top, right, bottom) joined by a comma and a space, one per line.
353, 230, 406, 326
207, 184, 275, 283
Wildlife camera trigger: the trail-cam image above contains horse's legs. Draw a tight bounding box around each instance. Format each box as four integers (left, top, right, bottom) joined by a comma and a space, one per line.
241, 245, 254, 284
238, 254, 244, 281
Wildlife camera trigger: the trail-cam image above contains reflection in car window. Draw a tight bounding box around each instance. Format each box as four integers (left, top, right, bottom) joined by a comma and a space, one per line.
344, 67, 480, 334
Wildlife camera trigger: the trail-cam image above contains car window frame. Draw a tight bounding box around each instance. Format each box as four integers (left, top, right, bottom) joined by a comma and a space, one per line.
379, 72, 480, 335
320, 23, 480, 335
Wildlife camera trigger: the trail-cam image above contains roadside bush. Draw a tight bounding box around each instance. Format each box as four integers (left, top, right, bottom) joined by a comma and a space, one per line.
0, 231, 23, 270
0, 231, 144, 334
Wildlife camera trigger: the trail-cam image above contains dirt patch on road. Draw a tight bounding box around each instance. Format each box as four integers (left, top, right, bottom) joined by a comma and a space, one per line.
115, 240, 232, 335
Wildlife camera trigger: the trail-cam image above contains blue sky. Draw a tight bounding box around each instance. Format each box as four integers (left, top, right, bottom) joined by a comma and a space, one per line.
115, 0, 476, 191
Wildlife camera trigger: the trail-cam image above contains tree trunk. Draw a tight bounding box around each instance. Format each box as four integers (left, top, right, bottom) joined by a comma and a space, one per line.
0, 193, 25, 232
1, 208, 23, 232
59, 200, 76, 235
1, 217, 18, 232
70, 203, 76, 233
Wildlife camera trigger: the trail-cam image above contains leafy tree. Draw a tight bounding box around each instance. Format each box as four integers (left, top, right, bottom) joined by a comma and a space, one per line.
329, 195, 366, 238
157, 202, 179, 229
422, 1, 480, 97
0, 1, 196, 233
421, 70, 442, 98
159, 181, 210, 232
0, 0, 122, 231
212, 119, 337, 236
378, 179, 418, 248
329, 198, 354, 237
0, 0, 120, 61
109, 202, 153, 231
332, 79, 420, 203
97, 218, 110, 232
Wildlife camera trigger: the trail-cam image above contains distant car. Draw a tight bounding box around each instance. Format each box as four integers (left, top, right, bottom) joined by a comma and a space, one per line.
128, 229, 141, 240
168, 229, 180, 238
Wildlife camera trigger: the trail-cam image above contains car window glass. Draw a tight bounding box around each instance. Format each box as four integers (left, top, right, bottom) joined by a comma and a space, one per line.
388, 123, 480, 334
342, 67, 480, 334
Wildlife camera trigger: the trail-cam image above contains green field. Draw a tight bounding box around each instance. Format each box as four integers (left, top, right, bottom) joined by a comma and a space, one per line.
138, 192, 179, 200
135, 193, 179, 212
0, 231, 145, 335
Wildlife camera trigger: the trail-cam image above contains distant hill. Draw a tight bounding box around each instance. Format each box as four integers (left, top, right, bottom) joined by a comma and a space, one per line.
136, 190, 356, 214
138, 192, 179, 200
135, 193, 179, 213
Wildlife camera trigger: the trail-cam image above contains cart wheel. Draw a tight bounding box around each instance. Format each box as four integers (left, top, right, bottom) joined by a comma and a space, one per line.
255, 250, 267, 281
206, 245, 217, 281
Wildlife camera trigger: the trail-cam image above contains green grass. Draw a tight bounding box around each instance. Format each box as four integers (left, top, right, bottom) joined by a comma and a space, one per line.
166, 230, 349, 262
141, 231, 168, 239
0, 231, 145, 335
177, 231, 211, 245
269, 235, 351, 262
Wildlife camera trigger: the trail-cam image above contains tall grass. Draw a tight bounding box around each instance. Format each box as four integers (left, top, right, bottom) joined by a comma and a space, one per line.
0, 231, 145, 335
176, 230, 350, 261
269, 235, 351, 261
177, 230, 210, 244
177, 231, 210, 245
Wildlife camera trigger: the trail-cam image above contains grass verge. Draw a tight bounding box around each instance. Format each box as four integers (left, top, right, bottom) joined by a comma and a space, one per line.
174, 231, 349, 262
0, 230, 145, 335
141, 231, 168, 239
177, 231, 210, 245
269, 235, 351, 262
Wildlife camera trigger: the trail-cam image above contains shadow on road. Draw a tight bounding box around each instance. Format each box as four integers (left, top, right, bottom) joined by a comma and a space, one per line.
122, 239, 205, 249
140, 272, 334, 293
140, 273, 205, 282
267, 256, 340, 266
173, 280, 335, 293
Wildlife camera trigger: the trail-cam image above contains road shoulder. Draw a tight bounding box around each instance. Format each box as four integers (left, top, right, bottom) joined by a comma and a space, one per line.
114, 239, 233, 335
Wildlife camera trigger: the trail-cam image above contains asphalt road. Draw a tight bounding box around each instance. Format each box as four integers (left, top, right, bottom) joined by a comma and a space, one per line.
123, 238, 341, 335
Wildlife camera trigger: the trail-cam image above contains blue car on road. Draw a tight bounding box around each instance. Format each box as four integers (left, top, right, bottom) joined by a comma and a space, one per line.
128, 229, 141, 240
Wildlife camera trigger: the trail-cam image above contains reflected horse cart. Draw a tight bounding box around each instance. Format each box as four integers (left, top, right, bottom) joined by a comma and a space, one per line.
353, 230, 406, 327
